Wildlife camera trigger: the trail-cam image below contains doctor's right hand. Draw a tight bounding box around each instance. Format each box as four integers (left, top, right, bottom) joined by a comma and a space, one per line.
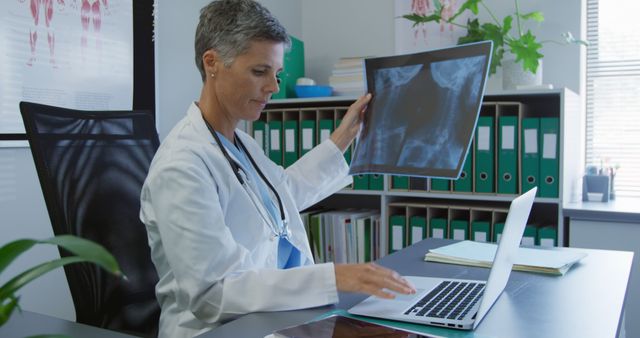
334, 263, 416, 299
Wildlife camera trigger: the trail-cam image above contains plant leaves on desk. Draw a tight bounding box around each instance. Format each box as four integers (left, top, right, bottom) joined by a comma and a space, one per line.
0, 235, 123, 327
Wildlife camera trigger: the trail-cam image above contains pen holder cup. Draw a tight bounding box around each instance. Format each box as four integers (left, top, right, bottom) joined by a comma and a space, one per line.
582, 175, 610, 202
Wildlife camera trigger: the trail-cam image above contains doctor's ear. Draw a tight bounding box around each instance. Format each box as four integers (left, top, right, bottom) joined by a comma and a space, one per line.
202, 50, 219, 77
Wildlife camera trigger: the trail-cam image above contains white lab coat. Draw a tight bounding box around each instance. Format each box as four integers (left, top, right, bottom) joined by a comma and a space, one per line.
140, 102, 352, 338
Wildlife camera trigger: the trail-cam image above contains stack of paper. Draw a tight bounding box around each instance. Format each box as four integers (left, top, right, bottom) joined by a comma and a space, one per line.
424, 240, 587, 276
329, 56, 366, 96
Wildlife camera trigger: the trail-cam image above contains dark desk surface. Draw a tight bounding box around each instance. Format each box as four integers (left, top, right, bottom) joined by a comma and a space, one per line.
198, 238, 633, 338
0, 310, 139, 338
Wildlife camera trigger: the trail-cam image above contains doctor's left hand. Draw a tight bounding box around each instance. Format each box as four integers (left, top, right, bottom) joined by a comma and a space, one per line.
334, 263, 416, 299
330, 93, 371, 153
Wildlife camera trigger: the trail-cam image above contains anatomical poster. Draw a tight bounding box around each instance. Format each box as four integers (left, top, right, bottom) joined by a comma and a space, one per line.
0, 0, 133, 135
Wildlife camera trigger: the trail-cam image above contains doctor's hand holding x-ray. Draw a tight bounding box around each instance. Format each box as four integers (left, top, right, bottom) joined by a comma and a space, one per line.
139, 1, 414, 337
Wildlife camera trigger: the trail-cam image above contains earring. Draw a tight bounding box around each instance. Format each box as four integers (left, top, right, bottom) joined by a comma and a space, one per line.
210, 73, 215, 78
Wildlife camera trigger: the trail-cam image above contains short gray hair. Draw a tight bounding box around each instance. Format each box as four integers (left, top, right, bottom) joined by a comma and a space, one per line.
195, 0, 291, 82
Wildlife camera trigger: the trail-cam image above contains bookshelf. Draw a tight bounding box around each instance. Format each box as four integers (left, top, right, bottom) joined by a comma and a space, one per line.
255, 88, 582, 255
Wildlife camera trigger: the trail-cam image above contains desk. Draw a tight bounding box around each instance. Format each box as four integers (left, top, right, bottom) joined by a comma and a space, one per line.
0, 310, 139, 338
564, 199, 640, 338
198, 238, 632, 338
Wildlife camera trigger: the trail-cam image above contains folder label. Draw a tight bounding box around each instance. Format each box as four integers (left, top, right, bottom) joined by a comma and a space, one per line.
524, 129, 537, 153
521, 237, 535, 246
392, 225, 403, 251
320, 129, 331, 142
540, 238, 554, 247
411, 227, 423, 245
453, 229, 465, 240
285, 129, 295, 152
474, 232, 487, 242
432, 228, 444, 239
478, 126, 490, 150
543, 133, 557, 159
270, 129, 280, 150
302, 129, 313, 150
254, 130, 263, 150
501, 125, 515, 149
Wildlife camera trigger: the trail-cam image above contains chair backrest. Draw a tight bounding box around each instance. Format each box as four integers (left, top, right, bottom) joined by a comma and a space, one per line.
20, 101, 161, 337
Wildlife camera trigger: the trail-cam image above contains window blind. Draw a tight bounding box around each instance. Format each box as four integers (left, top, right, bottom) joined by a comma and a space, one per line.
586, 0, 640, 197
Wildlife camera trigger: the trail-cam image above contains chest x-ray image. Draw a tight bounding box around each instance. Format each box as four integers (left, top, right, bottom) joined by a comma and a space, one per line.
349, 41, 492, 179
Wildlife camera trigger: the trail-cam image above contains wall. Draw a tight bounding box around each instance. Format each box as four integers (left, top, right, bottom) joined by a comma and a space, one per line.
0, 147, 75, 320
155, 0, 302, 140
302, 0, 585, 96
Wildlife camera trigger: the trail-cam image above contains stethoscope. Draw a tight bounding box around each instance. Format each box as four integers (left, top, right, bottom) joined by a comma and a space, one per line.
202, 115, 290, 239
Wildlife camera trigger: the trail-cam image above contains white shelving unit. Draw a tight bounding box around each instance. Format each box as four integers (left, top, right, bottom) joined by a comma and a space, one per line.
260, 88, 582, 250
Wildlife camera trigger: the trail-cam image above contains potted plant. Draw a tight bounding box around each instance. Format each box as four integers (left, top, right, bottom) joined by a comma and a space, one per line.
402, 0, 588, 77
0, 235, 122, 333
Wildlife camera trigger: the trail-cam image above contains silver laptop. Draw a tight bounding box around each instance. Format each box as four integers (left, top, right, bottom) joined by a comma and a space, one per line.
349, 187, 537, 330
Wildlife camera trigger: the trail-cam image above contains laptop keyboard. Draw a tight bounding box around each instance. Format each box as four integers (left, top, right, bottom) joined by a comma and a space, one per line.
403, 281, 485, 320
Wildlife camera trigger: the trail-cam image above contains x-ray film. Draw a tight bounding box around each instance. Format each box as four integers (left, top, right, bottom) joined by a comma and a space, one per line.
349, 41, 492, 179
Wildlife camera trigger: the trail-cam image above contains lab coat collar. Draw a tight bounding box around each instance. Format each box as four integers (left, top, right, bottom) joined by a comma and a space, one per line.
186, 102, 247, 170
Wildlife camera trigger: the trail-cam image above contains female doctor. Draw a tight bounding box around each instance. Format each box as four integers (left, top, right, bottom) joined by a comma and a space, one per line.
140, 1, 415, 337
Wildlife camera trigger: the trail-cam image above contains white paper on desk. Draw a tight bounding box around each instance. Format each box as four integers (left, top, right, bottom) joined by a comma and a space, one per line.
427, 240, 587, 269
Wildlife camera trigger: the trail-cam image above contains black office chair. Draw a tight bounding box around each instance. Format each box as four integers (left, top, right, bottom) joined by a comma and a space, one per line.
20, 101, 161, 337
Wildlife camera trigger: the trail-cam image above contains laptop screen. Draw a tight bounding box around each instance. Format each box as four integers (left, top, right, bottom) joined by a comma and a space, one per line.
349, 41, 492, 179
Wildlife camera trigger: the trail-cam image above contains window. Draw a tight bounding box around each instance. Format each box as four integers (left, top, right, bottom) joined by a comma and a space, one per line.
586, 0, 640, 198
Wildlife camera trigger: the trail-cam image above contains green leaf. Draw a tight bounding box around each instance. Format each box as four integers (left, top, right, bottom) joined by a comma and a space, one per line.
39, 235, 121, 275
520, 11, 544, 23
0, 239, 39, 275
0, 257, 90, 301
562, 31, 589, 46
401, 13, 442, 27
0, 295, 19, 326
508, 30, 544, 73
433, 0, 442, 13
502, 16, 513, 36
450, 0, 481, 21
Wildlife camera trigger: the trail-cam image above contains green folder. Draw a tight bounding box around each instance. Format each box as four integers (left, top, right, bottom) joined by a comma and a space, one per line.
521, 225, 537, 246
309, 213, 323, 262
493, 222, 505, 242
409, 215, 426, 245
475, 116, 495, 193
268, 120, 283, 165
498, 116, 518, 194
430, 179, 450, 192
389, 215, 406, 253
353, 174, 369, 190
449, 220, 469, 240
300, 119, 316, 157
283, 120, 299, 167
537, 226, 557, 247
540, 117, 559, 198
521, 118, 540, 195
454, 150, 472, 192
272, 35, 304, 99
429, 218, 447, 239
252, 120, 267, 154
318, 119, 334, 144
369, 174, 383, 190
392, 176, 409, 190
471, 221, 490, 242
362, 217, 373, 262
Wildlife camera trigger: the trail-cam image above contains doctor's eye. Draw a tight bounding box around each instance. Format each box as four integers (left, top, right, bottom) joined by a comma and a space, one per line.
276, 76, 281, 84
